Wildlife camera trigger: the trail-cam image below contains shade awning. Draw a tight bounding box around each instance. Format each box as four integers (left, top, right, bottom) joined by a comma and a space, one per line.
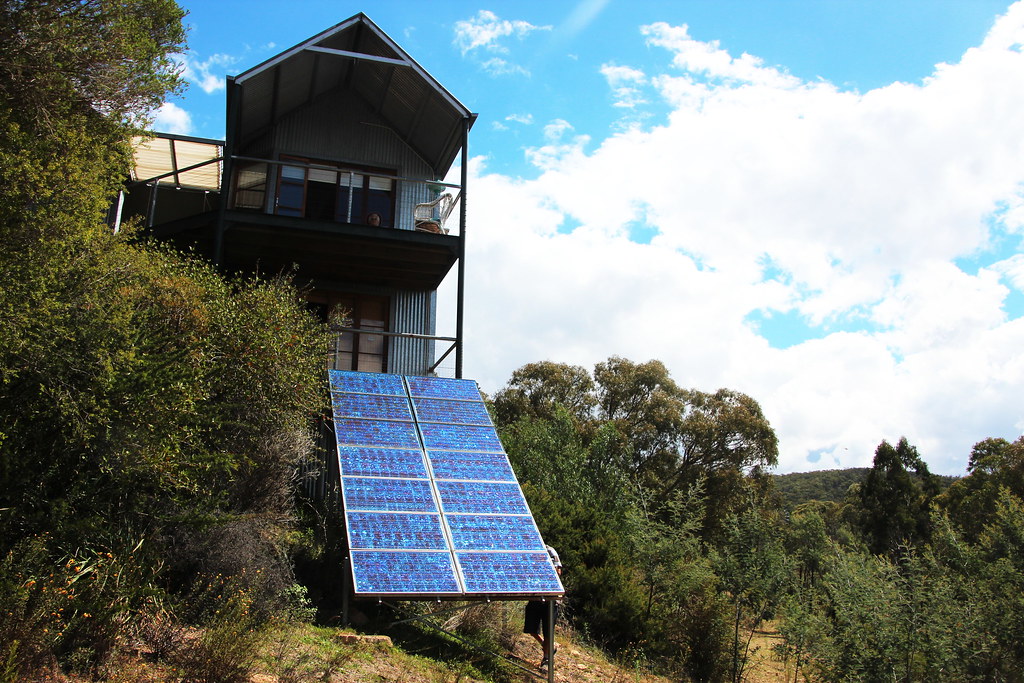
131, 134, 223, 191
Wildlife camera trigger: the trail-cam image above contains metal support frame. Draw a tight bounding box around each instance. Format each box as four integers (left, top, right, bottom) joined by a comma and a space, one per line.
215, 77, 241, 266
546, 599, 556, 683
341, 554, 351, 626
455, 117, 468, 379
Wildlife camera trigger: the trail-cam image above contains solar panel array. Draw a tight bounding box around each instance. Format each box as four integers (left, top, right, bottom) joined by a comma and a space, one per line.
329, 370, 564, 599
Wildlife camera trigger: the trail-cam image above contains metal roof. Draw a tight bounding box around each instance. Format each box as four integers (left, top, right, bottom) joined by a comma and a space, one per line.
232, 13, 476, 179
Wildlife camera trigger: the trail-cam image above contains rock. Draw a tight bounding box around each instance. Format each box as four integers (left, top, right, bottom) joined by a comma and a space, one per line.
336, 633, 393, 647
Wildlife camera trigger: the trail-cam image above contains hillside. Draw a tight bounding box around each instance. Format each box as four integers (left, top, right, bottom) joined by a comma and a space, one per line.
773, 468, 870, 508
48, 618, 797, 683
773, 467, 959, 509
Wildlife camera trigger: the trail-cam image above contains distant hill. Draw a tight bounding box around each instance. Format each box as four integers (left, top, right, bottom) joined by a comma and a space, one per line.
773, 468, 871, 508
773, 468, 959, 509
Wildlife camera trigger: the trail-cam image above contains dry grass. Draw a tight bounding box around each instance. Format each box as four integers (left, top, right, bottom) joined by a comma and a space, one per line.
740, 622, 807, 683
40, 620, 812, 682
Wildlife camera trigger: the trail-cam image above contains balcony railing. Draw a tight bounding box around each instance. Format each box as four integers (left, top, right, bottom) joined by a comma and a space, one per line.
330, 326, 458, 378
128, 141, 463, 236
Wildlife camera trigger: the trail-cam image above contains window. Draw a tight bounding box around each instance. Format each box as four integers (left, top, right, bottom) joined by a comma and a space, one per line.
276, 163, 306, 216
232, 162, 268, 210
310, 293, 390, 373
275, 156, 395, 226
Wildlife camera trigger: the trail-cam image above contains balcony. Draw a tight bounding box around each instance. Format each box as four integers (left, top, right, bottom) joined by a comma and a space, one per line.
122, 136, 464, 291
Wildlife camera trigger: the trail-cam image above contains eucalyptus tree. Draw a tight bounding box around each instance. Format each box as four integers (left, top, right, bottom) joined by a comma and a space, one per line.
858, 438, 937, 556
936, 436, 1024, 541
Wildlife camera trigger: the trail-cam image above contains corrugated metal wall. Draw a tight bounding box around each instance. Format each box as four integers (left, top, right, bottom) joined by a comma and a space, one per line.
267, 89, 436, 230
390, 289, 436, 375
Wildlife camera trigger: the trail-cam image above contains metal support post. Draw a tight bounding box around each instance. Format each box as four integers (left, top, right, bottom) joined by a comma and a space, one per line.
547, 599, 556, 682
341, 554, 350, 626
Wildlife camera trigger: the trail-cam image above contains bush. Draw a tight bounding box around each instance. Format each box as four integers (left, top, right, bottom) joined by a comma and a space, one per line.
170, 574, 264, 683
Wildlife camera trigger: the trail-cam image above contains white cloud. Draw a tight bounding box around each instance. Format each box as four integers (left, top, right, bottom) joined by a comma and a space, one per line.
642, 22, 802, 89
177, 52, 236, 94
990, 253, 1024, 290
524, 120, 591, 172
442, 2, 1024, 475
453, 10, 551, 76
506, 113, 535, 125
152, 102, 192, 134
479, 57, 529, 77
454, 10, 550, 54
601, 63, 648, 108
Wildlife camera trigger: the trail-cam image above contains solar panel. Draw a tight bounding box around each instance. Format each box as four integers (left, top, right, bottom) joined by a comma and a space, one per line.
331, 371, 406, 396
347, 511, 448, 550
412, 397, 492, 425
447, 514, 545, 551
334, 418, 420, 448
420, 423, 504, 451
329, 369, 564, 599
436, 481, 530, 515
337, 446, 428, 479
406, 376, 481, 401
333, 393, 413, 421
341, 476, 438, 512
457, 552, 564, 594
350, 550, 461, 594
427, 450, 516, 482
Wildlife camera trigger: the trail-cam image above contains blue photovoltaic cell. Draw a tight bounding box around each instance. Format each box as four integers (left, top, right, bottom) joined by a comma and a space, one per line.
335, 418, 420, 448
412, 397, 492, 426
457, 552, 563, 594
343, 477, 438, 512
351, 550, 461, 594
407, 376, 482, 401
337, 447, 428, 479
347, 512, 448, 550
420, 423, 503, 452
436, 481, 529, 515
427, 451, 515, 482
333, 393, 412, 421
447, 515, 544, 551
330, 370, 405, 396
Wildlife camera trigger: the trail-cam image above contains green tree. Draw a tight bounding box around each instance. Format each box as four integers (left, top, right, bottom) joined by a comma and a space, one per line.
0, 2, 331, 675
594, 356, 685, 482
936, 436, 1024, 541
714, 504, 790, 683
627, 487, 731, 682
593, 358, 779, 526
786, 508, 830, 586
492, 360, 596, 426
858, 437, 937, 556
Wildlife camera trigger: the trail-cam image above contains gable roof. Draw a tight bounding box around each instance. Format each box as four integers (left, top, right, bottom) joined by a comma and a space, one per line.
231, 13, 476, 178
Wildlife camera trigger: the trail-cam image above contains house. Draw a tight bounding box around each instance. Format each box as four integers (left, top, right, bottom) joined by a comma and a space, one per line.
116, 13, 477, 378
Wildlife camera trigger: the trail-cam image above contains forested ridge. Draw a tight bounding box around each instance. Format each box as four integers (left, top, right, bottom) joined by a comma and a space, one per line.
2, 3, 1024, 682
773, 468, 958, 508
773, 469, 871, 506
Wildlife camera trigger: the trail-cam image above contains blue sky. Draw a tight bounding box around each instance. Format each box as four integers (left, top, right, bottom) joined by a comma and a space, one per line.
162, 1, 1024, 475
